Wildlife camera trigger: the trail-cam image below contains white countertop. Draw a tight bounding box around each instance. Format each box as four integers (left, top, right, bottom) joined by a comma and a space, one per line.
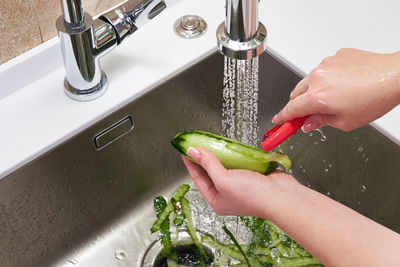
1, 0, 400, 179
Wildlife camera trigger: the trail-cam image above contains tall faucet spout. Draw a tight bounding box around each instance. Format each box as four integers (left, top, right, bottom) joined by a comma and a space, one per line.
226, 0, 258, 41
60, 0, 85, 28
217, 0, 266, 60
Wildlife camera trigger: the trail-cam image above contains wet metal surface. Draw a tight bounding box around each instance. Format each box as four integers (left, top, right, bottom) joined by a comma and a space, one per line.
0, 51, 399, 266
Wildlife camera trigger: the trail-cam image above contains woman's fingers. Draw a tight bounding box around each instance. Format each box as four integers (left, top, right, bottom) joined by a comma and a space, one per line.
273, 93, 319, 125
290, 76, 309, 100
187, 147, 227, 182
182, 155, 219, 206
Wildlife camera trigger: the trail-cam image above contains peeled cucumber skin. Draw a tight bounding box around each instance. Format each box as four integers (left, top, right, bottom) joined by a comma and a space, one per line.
171, 130, 291, 173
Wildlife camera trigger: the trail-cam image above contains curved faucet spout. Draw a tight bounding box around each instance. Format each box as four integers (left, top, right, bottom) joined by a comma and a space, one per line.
56, 0, 166, 101
100, 0, 166, 44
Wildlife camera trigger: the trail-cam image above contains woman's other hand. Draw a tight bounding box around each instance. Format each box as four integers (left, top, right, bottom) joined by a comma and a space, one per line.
273, 48, 400, 132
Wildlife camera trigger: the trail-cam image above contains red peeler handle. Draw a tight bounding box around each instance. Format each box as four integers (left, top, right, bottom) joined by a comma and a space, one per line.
261, 116, 309, 152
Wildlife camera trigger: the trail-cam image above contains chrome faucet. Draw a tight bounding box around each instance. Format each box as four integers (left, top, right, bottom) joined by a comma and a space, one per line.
56, 0, 166, 101
217, 0, 267, 60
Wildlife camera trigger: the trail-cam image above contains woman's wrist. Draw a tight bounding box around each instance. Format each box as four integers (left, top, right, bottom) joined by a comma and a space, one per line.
258, 173, 303, 221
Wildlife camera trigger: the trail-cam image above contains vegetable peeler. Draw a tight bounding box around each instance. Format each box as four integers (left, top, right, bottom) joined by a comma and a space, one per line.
261, 116, 308, 152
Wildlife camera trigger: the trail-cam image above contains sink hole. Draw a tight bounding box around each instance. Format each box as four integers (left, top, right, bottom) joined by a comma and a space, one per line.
153, 244, 214, 267
141, 229, 215, 267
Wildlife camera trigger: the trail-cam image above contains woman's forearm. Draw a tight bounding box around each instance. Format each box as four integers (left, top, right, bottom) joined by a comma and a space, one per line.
265, 180, 400, 267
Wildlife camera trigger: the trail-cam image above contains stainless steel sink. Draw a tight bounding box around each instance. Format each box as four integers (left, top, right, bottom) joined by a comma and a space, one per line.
1, 50, 399, 267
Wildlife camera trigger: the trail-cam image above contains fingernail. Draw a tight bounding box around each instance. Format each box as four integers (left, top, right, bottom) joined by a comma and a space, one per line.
272, 114, 278, 123
187, 147, 201, 162
302, 121, 319, 133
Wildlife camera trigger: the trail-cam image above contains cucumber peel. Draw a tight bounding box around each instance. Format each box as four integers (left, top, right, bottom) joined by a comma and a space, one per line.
222, 225, 251, 267
180, 197, 208, 260
171, 130, 291, 173
151, 184, 190, 234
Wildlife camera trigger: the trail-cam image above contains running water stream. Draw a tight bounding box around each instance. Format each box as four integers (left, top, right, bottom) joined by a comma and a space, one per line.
217, 56, 261, 248
222, 56, 260, 146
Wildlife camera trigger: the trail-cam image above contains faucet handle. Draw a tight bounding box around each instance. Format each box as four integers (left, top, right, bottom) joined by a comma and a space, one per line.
100, 0, 166, 43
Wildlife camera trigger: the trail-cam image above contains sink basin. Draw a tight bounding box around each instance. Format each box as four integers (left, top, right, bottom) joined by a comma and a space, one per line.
1, 50, 399, 266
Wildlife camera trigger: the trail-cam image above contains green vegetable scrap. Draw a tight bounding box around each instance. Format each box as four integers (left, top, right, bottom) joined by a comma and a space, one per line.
153, 196, 177, 260
152, 184, 210, 265
180, 197, 208, 260
151, 184, 323, 267
151, 184, 190, 233
222, 225, 252, 267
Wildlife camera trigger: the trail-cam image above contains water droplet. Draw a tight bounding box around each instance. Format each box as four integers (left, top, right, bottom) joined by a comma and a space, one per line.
315, 128, 327, 142
289, 145, 294, 151
364, 158, 369, 163
307, 182, 311, 187
115, 249, 127, 261
67, 259, 77, 265
360, 185, 366, 192
324, 168, 329, 172
328, 164, 333, 168
326, 192, 331, 196
323, 159, 326, 163
358, 147, 363, 152
314, 141, 319, 145
308, 133, 313, 137
358, 201, 361, 205
302, 169, 306, 173
288, 169, 293, 174
271, 247, 279, 258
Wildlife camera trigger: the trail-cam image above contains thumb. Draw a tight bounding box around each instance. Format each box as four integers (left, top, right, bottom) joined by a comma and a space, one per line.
187, 147, 227, 181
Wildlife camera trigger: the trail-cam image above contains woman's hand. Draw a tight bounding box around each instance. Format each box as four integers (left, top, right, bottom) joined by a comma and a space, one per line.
182, 147, 297, 218
272, 48, 400, 132
182, 147, 400, 267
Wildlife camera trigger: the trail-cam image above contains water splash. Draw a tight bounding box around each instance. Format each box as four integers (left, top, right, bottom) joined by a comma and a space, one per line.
186, 188, 252, 244
222, 56, 259, 146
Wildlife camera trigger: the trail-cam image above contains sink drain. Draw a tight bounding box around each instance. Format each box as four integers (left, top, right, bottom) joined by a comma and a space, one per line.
141, 229, 214, 267
154, 243, 213, 267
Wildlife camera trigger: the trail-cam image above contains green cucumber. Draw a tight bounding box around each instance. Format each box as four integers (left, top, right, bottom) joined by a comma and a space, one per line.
171, 130, 291, 173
